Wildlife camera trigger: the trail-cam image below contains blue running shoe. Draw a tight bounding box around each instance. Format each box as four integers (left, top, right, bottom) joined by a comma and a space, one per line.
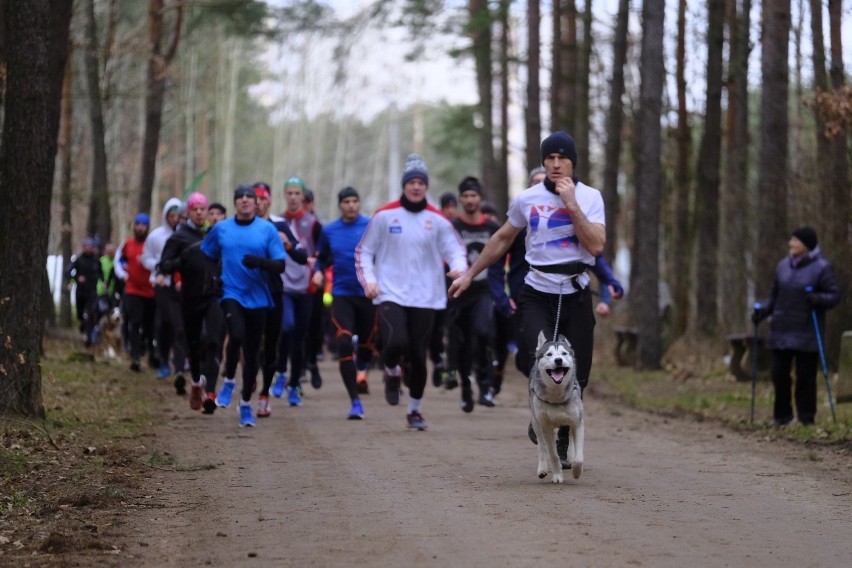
271, 372, 287, 398
347, 399, 364, 420
216, 379, 236, 408
287, 385, 302, 407
239, 403, 255, 427
157, 364, 171, 379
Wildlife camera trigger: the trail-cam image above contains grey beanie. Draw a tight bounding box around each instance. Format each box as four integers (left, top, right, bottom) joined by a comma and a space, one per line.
401, 153, 429, 187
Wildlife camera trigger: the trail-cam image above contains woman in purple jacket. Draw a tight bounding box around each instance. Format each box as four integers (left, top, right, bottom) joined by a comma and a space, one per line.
753, 226, 840, 426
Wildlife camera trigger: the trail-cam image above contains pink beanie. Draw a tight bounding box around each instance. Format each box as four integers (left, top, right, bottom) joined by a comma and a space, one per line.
186, 192, 209, 210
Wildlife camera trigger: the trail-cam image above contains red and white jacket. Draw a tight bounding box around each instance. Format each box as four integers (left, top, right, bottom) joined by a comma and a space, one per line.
356, 200, 467, 309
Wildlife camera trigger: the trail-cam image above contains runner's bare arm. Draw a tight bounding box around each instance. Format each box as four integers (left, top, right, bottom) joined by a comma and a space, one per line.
449, 221, 521, 299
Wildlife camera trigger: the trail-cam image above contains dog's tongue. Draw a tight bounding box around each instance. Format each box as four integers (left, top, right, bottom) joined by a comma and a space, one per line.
550, 369, 565, 383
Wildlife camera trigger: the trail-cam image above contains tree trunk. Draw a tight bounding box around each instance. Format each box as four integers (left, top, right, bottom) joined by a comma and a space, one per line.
756, 0, 791, 290
495, 0, 510, 215
601, 0, 629, 263
824, 0, 850, 368
632, 0, 665, 370
575, 1, 592, 182
720, 0, 752, 336
137, 0, 184, 215
524, 0, 542, 174
84, 0, 112, 242
467, 0, 497, 195
551, 0, 577, 132
694, 0, 725, 337
0, 0, 73, 417
59, 46, 74, 329
671, 0, 692, 336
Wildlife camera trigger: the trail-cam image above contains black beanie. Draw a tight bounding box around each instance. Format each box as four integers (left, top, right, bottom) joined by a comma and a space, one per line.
233, 184, 256, 201
540, 131, 578, 167
792, 226, 818, 251
458, 176, 483, 196
401, 153, 429, 187
439, 192, 457, 208
338, 186, 359, 203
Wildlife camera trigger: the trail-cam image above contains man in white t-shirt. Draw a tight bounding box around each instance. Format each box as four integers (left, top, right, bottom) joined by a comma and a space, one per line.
449, 131, 605, 459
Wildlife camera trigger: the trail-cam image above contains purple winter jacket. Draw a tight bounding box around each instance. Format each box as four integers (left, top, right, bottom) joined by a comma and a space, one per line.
761, 247, 840, 352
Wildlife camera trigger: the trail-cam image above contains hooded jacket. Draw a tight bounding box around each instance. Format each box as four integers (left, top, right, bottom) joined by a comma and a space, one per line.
141, 197, 184, 286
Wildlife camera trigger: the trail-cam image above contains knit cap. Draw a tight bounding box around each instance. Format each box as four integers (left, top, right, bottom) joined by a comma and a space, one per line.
134, 213, 150, 226
540, 131, 578, 167
285, 176, 305, 192
791, 226, 818, 251
458, 176, 483, 196
401, 154, 429, 187
186, 192, 209, 210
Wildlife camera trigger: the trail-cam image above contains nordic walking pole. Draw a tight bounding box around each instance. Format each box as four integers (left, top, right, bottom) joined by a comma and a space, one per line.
805, 286, 837, 422
750, 303, 761, 424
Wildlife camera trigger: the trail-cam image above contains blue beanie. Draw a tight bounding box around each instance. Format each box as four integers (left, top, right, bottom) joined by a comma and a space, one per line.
134, 213, 150, 226
401, 153, 429, 187
540, 131, 578, 167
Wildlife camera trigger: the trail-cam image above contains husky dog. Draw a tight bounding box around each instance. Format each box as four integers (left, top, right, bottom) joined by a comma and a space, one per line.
529, 331, 584, 483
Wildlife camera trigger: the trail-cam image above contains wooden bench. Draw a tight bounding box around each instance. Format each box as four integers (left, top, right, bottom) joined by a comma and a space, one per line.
613, 326, 638, 367
725, 333, 770, 382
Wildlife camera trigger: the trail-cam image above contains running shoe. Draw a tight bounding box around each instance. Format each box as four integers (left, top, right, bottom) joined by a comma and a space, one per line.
215, 379, 236, 408
477, 388, 495, 408
157, 364, 171, 379
202, 393, 217, 415
459, 376, 474, 413
406, 411, 427, 431
239, 403, 256, 427
173, 372, 187, 396
257, 394, 271, 418
189, 378, 205, 411
271, 372, 287, 398
287, 385, 302, 407
356, 370, 369, 395
129, 359, 142, 373
309, 366, 322, 389
383, 369, 401, 406
431, 360, 445, 388
443, 370, 459, 390
556, 429, 572, 470
347, 399, 365, 420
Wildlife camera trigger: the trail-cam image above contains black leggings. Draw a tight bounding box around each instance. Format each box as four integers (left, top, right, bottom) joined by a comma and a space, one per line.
182, 297, 225, 394
377, 302, 434, 400
446, 290, 495, 382
331, 296, 377, 401
516, 285, 595, 389
124, 294, 155, 362
221, 299, 267, 402
258, 295, 283, 396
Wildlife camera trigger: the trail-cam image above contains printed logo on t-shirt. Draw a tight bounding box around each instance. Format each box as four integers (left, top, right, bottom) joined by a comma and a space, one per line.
529, 204, 578, 249
424, 219, 433, 231
389, 226, 402, 234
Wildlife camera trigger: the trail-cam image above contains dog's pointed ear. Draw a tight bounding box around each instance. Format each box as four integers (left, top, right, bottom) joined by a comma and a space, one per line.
537, 331, 547, 350
558, 334, 570, 346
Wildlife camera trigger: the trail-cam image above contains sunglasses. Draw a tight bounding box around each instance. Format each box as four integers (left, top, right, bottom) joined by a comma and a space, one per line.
234, 189, 256, 199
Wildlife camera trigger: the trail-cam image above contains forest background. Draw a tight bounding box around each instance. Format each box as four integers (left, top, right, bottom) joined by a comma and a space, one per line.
0, 0, 850, 417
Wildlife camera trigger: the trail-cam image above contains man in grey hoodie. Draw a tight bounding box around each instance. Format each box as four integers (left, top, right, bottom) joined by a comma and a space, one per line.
141, 197, 189, 394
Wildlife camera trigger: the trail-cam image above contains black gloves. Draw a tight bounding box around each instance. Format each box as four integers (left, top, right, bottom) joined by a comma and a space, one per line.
751, 305, 767, 325
805, 292, 818, 306
242, 254, 286, 274
242, 254, 263, 269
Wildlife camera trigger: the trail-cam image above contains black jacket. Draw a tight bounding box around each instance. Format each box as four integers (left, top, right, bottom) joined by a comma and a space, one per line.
159, 222, 222, 300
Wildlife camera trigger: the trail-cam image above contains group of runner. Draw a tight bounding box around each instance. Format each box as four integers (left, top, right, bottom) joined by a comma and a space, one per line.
68, 132, 622, 432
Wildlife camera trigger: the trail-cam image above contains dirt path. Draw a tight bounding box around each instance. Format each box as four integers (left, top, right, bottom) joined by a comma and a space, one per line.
127, 358, 852, 567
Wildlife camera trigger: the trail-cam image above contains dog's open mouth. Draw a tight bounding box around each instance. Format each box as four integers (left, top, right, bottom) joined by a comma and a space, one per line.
546, 367, 569, 384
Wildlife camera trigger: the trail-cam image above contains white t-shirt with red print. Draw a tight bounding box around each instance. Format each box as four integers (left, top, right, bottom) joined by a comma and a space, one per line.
506, 181, 605, 295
